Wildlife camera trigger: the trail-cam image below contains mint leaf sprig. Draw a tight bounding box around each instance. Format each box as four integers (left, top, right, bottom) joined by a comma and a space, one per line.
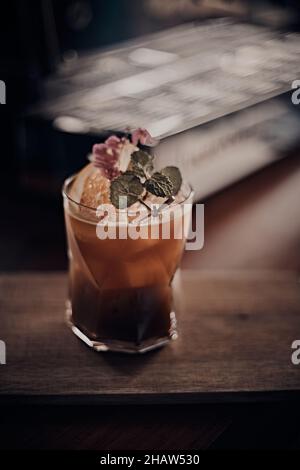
109, 148, 182, 209
110, 172, 144, 209
128, 150, 154, 180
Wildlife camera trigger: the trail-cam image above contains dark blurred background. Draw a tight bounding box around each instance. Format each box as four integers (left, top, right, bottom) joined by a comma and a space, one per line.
1, 0, 300, 270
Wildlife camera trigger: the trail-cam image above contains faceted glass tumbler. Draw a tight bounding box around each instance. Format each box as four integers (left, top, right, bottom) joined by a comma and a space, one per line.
62, 175, 193, 354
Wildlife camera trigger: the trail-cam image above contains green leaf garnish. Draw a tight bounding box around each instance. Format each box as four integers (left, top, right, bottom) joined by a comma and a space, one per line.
110, 172, 144, 209
108, 147, 182, 207
144, 172, 173, 198
129, 161, 146, 179
131, 150, 153, 167
161, 166, 182, 195
129, 150, 154, 179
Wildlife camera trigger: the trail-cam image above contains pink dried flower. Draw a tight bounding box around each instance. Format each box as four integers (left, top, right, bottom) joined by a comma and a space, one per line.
105, 135, 124, 149
92, 142, 120, 180
131, 128, 158, 147
91, 135, 137, 180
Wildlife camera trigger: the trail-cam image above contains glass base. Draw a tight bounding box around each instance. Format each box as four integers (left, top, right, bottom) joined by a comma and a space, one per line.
65, 303, 178, 354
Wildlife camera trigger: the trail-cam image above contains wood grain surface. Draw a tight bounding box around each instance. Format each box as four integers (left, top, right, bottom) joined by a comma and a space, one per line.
1, 270, 299, 404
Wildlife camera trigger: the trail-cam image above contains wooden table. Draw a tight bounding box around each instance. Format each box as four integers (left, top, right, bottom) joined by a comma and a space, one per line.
1, 271, 300, 404
1, 154, 300, 449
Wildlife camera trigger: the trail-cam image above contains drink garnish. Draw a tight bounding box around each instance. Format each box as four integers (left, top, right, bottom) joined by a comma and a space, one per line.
131, 128, 158, 147
110, 172, 144, 209
144, 172, 174, 198
90, 128, 182, 208
129, 150, 154, 179
160, 166, 182, 195
91, 136, 137, 179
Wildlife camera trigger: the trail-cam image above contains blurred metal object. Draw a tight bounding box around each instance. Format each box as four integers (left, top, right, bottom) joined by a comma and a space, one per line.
26, 18, 300, 199
34, 19, 300, 139
155, 98, 300, 200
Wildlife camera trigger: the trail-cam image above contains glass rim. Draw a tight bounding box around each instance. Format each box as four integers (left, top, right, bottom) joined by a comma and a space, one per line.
62, 173, 194, 215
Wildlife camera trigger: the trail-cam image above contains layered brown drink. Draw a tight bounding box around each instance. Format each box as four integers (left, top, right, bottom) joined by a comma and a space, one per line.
63, 129, 193, 353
